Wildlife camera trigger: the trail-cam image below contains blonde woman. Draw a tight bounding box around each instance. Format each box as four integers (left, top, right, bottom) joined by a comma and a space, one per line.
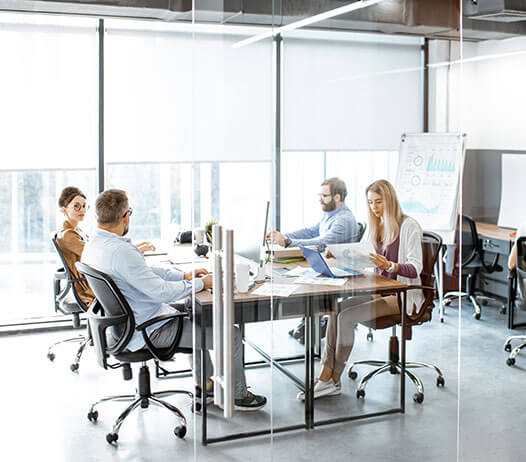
298, 179, 424, 400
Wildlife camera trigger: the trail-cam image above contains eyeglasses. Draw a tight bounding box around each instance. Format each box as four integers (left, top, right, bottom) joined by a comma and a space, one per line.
317, 193, 332, 199
123, 207, 133, 218
70, 203, 89, 211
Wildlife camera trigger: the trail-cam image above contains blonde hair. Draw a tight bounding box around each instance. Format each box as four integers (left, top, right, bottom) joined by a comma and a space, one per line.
366, 179, 406, 251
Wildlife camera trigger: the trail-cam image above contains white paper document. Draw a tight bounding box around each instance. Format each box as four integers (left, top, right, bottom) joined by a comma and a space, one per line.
252, 283, 298, 298
328, 242, 376, 271
282, 266, 320, 277
294, 276, 347, 286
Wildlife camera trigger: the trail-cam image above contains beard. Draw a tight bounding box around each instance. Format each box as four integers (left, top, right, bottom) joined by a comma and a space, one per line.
122, 223, 129, 236
322, 198, 337, 212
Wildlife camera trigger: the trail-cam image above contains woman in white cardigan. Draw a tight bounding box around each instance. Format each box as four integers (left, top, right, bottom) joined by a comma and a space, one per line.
298, 179, 424, 400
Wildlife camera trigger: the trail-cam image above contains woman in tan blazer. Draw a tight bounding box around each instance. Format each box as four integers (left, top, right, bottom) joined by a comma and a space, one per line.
56, 186, 95, 306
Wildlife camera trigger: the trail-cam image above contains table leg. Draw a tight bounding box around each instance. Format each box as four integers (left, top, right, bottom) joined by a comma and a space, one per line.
200, 305, 208, 445
400, 290, 406, 413
304, 297, 314, 429
436, 246, 444, 322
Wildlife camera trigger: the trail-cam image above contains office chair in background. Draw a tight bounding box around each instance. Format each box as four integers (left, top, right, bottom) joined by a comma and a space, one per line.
288, 221, 368, 344
504, 237, 526, 366
441, 215, 501, 320
77, 262, 192, 444
48, 234, 91, 372
348, 232, 445, 404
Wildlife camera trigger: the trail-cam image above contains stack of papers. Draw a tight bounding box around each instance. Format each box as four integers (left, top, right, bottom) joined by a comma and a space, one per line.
252, 283, 298, 298
294, 275, 347, 286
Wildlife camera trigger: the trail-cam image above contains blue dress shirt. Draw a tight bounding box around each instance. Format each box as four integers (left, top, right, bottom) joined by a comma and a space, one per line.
285, 204, 360, 251
82, 229, 203, 351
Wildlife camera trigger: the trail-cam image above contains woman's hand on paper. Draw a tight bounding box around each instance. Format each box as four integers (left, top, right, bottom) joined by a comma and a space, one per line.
369, 253, 390, 271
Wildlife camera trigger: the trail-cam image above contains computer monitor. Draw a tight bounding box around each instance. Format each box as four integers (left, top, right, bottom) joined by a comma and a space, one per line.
236, 200, 270, 264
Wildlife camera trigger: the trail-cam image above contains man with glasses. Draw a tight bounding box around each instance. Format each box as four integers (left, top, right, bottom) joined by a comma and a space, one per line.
82, 189, 267, 411
267, 177, 360, 251
267, 177, 361, 342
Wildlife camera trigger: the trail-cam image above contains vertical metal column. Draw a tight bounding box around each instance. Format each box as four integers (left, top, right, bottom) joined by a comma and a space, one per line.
273, 34, 282, 230
97, 18, 105, 193
212, 224, 224, 408
223, 229, 235, 418
211, 224, 235, 418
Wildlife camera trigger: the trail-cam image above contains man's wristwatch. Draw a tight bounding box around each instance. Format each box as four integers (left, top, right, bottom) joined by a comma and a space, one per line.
284, 237, 292, 248
387, 261, 396, 273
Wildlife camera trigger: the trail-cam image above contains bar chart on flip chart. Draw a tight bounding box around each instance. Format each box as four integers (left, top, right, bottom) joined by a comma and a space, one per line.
395, 133, 466, 233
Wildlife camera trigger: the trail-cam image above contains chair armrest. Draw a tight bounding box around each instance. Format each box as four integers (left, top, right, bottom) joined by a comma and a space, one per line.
135, 312, 188, 332
137, 312, 188, 362
54, 268, 67, 279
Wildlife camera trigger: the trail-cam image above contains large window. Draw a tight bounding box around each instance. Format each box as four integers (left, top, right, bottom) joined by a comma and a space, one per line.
0, 13, 98, 322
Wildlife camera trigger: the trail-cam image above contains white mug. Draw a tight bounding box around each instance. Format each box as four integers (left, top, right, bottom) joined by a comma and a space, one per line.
194, 228, 205, 244
235, 263, 250, 293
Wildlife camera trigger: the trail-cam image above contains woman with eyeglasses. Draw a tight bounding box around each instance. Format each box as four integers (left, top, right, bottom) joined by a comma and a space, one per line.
56, 187, 156, 306
56, 186, 96, 306
297, 179, 424, 400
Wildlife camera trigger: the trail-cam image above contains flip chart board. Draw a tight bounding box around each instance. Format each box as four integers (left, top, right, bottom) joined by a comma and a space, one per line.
395, 133, 465, 236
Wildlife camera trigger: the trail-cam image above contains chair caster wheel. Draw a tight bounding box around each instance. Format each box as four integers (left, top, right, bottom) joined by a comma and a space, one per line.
440, 318, 444, 323
436, 376, 445, 387
349, 370, 358, 380
389, 364, 398, 375
47, 353, 55, 362
444, 300, 451, 307
413, 392, 424, 404
507, 358, 516, 367
473, 312, 481, 320
141, 398, 149, 408
505, 344, 512, 352
106, 433, 118, 444
366, 333, 373, 342
87, 410, 98, 422
70, 363, 79, 372
481, 299, 488, 306
500, 307, 507, 315
356, 389, 365, 399
174, 426, 186, 439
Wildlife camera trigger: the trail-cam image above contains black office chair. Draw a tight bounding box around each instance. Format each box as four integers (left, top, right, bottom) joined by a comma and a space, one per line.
48, 234, 91, 372
504, 237, 526, 366
348, 232, 445, 404
76, 262, 192, 444
441, 215, 501, 320
288, 221, 369, 344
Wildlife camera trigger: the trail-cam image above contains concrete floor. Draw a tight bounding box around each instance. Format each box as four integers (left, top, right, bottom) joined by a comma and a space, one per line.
1, 300, 524, 462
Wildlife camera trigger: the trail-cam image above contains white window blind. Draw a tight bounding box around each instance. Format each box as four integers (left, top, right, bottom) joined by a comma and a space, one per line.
282, 31, 423, 151
0, 15, 98, 171
105, 25, 273, 163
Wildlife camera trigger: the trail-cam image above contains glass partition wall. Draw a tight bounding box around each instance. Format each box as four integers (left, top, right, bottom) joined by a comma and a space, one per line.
458, 23, 526, 461
0, 1, 471, 460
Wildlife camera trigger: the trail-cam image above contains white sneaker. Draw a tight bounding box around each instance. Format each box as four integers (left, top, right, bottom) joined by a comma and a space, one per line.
296, 378, 342, 401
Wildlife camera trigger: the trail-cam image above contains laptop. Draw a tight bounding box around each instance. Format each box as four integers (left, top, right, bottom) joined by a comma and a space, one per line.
299, 245, 362, 278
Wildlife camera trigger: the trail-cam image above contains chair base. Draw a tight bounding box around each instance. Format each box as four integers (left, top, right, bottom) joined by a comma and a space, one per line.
504, 335, 526, 366
349, 359, 445, 403
47, 335, 91, 372
88, 363, 192, 444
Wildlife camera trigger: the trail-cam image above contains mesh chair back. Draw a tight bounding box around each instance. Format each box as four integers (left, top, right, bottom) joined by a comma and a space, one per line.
411, 231, 442, 322
356, 222, 367, 242
76, 262, 135, 360
51, 233, 88, 312
516, 237, 526, 309
460, 215, 479, 265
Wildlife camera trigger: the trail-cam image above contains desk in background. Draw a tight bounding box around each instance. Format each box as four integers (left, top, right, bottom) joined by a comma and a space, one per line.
475, 222, 522, 328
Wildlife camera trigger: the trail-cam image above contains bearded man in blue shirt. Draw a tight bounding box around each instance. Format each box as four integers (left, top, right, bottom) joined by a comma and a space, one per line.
267, 177, 361, 342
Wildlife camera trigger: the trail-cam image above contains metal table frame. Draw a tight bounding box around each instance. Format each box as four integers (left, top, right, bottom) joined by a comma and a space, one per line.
197, 285, 408, 445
